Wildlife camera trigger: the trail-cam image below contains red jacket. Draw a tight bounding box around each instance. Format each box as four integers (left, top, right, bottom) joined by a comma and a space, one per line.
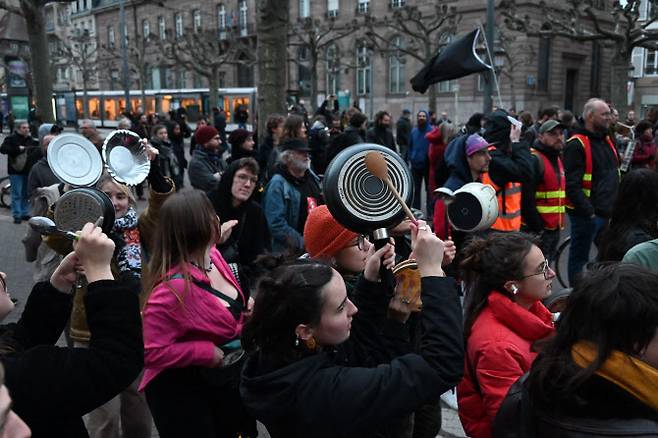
426, 127, 447, 193
457, 292, 554, 438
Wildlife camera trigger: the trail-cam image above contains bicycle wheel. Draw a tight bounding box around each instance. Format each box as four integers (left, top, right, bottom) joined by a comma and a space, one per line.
554, 237, 571, 288
0, 177, 10, 209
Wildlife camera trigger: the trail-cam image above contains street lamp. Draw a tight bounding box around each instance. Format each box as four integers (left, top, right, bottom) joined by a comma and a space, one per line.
119, 0, 130, 113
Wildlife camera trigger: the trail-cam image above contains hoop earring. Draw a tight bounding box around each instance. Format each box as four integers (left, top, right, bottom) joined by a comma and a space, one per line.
511, 285, 519, 295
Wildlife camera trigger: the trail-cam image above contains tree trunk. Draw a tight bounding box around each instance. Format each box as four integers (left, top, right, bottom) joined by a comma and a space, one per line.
609, 53, 631, 112
256, 0, 289, 138
310, 52, 318, 113
21, 0, 54, 122
208, 67, 220, 111
82, 77, 89, 118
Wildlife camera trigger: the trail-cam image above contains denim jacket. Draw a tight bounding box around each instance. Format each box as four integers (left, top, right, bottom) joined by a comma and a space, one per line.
263, 174, 304, 254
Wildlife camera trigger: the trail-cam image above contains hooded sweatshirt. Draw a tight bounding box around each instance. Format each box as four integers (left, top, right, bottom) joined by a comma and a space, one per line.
408, 111, 433, 169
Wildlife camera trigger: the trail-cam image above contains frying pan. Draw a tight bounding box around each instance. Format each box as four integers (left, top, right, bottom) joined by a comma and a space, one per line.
54, 187, 115, 235
323, 143, 413, 234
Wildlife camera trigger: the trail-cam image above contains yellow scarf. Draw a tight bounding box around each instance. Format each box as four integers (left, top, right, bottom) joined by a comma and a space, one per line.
572, 341, 658, 412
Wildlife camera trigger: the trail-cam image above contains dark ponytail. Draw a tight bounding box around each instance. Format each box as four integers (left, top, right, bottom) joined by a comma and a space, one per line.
241, 257, 334, 370
460, 232, 538, 339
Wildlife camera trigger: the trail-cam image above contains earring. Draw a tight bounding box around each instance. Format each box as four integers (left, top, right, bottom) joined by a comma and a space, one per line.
295, 337, 300, 347
304, 336, 317, 351
511, 285, 519, 295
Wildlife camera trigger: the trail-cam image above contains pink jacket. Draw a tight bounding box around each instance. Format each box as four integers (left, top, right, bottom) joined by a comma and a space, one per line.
139, 248, 245, 391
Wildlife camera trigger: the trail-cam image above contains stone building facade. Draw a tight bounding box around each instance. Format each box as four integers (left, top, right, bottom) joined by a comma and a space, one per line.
65, 0, 616, 122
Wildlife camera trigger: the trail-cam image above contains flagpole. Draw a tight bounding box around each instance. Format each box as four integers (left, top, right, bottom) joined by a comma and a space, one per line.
478, 23, 503, 109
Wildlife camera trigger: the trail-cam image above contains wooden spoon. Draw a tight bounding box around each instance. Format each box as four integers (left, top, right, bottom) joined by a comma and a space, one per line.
364, 151, 418, 226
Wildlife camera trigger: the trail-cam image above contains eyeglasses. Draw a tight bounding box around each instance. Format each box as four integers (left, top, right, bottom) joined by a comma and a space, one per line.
519, 259, 551, 280
235, 174, 258, 185
348, 235, 369, 251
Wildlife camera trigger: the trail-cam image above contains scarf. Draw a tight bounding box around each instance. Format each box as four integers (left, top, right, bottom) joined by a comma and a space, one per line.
572, 341, 658, 412
112, 207, 142, 277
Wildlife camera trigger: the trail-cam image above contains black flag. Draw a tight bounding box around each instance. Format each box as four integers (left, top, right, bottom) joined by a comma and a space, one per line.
410, 28, 491, 94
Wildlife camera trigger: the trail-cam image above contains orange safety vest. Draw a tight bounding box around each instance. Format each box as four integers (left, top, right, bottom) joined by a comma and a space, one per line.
531, 148, 565, 230
481, 172, 522, 232
565, 134, 619, 209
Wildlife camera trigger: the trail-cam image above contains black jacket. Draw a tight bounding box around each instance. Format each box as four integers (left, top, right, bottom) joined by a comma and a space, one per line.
240, 276, 464, 438
521, 142, 563, 232
0, 132, 39, 175
396, 116, 411, 148
564, 126, 620, 218
494, 373, 658, 437
4, 280, 143, 438
27, 157, 60, 199
326, 126, 364, 165
483, 110, 534, 188
366, 126, 396, 152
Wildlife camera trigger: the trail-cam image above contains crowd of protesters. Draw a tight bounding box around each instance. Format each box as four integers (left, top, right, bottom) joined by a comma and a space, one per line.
0, 94, 657, 438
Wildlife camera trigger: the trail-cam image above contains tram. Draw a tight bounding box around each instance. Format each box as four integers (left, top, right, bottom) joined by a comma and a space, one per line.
53, 87, 256, 129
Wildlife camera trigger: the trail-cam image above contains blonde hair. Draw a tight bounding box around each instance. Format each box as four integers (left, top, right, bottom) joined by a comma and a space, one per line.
97, 172, 136, 207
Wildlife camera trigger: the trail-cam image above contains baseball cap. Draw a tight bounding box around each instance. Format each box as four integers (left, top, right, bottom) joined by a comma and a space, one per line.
538, 119, 564, 134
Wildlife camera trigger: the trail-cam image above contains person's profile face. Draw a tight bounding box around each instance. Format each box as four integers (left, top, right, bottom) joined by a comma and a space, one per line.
0, 384, 30, 437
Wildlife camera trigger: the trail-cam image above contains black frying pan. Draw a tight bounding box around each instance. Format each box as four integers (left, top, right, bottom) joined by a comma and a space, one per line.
54, 187, 116, 235
323, 143, 413, 234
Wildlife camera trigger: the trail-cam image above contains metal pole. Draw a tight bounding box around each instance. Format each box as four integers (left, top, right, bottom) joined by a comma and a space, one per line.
483, 0, 495, 114
369, 50, 374, 121
119, 0, 130, 113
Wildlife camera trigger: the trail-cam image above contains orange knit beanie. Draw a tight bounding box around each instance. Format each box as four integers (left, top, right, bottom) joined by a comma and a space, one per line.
304, 205, 358, 259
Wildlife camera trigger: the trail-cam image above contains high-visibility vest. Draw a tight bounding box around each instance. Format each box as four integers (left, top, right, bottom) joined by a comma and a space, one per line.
565, 134, 619, 209
481, 172, 522, 232
531, 148, 565, 230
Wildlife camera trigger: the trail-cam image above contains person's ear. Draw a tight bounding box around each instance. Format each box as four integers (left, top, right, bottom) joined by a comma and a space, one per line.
503, 280, 519, 295
295, 323, 314, 342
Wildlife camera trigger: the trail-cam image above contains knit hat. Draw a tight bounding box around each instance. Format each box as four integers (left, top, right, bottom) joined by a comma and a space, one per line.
194, 125, 219, 146
465, 134, 490, 156
303, 205, 358, 259
228, 128, 252, 148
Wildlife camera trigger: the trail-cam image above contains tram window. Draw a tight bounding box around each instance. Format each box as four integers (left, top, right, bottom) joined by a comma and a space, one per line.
145, 97, 156, 114
131, 98, 142, 113
161, 97, 171, 114
104, 98, 118, 120
89, 97, 101, 119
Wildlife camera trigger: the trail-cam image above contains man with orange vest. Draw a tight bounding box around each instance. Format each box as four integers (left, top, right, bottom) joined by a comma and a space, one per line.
521, 119, 566, 263
481, 109, 534, 232
564, 98, 620, 284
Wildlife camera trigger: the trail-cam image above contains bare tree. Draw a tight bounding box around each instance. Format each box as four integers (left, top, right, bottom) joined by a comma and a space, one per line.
101, 34, 150, 108
155, 26, 255, 111
500, 0, 658, 110
363, 3, 460, 113
288, 16, 354, 112
496, 29, 536, 111
256, 0, 289, 137
54, 29, 98, 118
0, 0, 76, 122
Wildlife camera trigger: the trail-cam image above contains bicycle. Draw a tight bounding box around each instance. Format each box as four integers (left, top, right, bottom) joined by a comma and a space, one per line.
0, 176, 10, 209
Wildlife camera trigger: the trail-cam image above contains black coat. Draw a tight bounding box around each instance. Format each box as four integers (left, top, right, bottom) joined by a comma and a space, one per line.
366, 126, 396, 152
4, 280, 143, 438
240, 276, 464, 438
564, 127, 620, 218
326, 126, 364, 165
0, 132, 39, 175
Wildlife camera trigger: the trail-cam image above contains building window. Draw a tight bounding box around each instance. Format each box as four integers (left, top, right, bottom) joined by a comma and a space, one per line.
192, 10, 201, 33
327, 0, 338, 17
356, 42, 371, 95
299, 0, 310, 18
175, 13, 184, 38
388, 36, 405, 94
438, 81, 455, 93
239, 0, 248, 36
536, 36, 551, 91
176, 68, 186, 88
326, 44, 340, 96
357, 0, 369, 14
217, 4, 227, 39
390, 0, 405, 8
158, 16, 166, 40
142, 19, 150, 40
590, 41, 601, 95
107, 26, 115, 48
298, 46, 311, 96
646, 49, 658, 76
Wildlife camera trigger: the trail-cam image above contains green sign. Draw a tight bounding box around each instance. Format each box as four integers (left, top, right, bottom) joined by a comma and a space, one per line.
10, 96, 29, 119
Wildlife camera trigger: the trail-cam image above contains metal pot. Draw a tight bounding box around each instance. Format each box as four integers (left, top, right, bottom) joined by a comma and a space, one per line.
54, 187, 116, 235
